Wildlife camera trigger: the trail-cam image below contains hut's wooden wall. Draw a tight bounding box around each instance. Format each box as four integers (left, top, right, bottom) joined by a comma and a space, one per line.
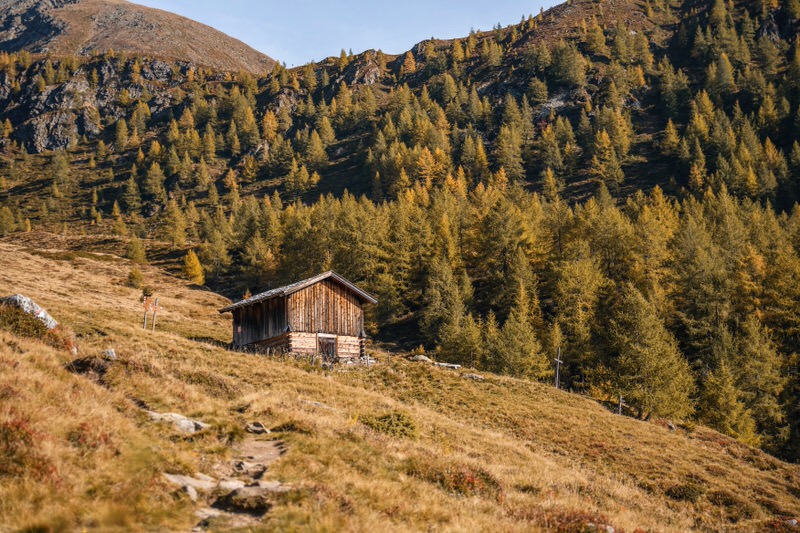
286, 279, 364, 337
287, 333, 362, 359
233, 297, 287, 347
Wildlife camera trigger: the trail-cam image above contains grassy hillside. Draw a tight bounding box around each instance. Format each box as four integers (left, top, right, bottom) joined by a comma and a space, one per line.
0, 235, 798, 532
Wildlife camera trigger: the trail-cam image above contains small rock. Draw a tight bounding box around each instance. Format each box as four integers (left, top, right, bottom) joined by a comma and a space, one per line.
300, 399, 333, 410
667, 421, 676, 432
232, 460, 267, 479
194, 507, 221, 520
462, 373, 484, 381
163, 473, 216, 491
786, 518, 798, 527
218, 479, 246, 491
408, 354, 432, 363
182, 484, 198, 502
149, 411, 210, 434
245, 421, 269, 435
255, 480, 291, 492
102, 348, 117, 361
213, 486, 277, 515
586, 524, 614, 533
434, 362, 461, 370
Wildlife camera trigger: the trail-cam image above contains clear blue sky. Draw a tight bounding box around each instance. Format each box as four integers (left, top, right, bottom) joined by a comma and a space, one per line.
133, 0, 558, 67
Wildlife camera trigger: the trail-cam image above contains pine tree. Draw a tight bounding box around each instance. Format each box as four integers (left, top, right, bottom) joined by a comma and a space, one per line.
0, 206, 15, 236
610, 284, 695, 420
142, 162, 167, 205
527, 78, 548, 105
495, 280, 550, 379
305, 130, 328, 170
420, 255, 464, 346
401, 51, 417, 75
318, 116, 336, 146
700, 359, 759, 445
227, 121, 241, 156
203, 122, 217, 160
495, 125, 525, 181
121, 176, 142, 213
182, 249, 205, 285
161, 199, 187, 248
590, 129, 624, 188
735, 316, 786, 446
661, 119, 680, 156
115, 119, 129, 150
127, 236, 147, 264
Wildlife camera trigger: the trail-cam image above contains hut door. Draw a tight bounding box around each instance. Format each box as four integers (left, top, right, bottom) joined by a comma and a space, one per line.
318, 335, 337, 361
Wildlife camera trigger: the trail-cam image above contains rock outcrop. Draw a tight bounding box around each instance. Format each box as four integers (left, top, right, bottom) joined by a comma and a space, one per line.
0, 294, 59, 330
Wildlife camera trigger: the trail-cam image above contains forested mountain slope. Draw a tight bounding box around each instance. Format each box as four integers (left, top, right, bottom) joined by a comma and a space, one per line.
0, 0, 800, 462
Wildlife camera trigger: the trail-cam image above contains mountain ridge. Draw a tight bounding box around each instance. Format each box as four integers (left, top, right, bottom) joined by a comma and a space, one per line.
0, 0, 276, 74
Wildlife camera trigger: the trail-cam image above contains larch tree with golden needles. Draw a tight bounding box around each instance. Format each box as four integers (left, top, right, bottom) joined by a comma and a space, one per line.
182, 250, 205, 285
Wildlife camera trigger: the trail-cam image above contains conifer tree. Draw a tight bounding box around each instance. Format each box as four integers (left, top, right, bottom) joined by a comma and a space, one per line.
121, 176, 142, 214
162, 199, 187, 248
318, 116, 336, 146
182, 249, 205, 285
495, 125, 525, 181
660, 119, 680, 156
115, 118, 129, 150
610, 284, 695, 419
142, 162, 167, 205
700, 358, 759, 445
590, 129, 624, 188
305, 130, 328, 170
127, 236, 147, 264
401, 52, 417, 76
495, 280, 550, 379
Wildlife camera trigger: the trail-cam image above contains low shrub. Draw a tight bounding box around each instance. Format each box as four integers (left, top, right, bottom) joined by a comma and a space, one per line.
665, 482, 705, 503
405, 457, 503, 501
271, 420, 315, 435
0, 415, 59, 483
361, 411, 418, 439
0, 304, 69, 350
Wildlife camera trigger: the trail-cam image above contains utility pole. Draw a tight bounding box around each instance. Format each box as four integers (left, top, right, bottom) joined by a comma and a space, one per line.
554, 347, 563, 390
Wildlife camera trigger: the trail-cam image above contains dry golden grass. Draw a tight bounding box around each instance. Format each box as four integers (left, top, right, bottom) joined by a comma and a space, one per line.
0, 236, 798, 532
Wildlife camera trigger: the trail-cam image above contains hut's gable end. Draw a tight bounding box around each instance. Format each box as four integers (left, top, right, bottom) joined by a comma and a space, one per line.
287, 279, 364, 337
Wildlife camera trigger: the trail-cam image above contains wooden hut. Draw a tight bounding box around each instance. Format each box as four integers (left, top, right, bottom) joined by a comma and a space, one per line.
219, 271, 377, 361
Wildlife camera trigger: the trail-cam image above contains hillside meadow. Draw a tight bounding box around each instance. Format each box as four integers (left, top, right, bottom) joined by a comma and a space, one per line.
0, 235, 798, 532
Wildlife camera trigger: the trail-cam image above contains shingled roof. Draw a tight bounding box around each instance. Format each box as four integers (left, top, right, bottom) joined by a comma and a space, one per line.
219, 271, 378, 313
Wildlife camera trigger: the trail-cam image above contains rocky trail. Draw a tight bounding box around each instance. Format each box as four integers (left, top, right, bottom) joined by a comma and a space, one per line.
180, 432, 289, 531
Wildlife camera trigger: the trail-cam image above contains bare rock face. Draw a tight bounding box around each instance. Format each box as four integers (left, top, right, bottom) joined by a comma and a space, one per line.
339, 51, 382, 86
0, 0, 75, 54
4, 54, 181, 152
18, 109, 78, 152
